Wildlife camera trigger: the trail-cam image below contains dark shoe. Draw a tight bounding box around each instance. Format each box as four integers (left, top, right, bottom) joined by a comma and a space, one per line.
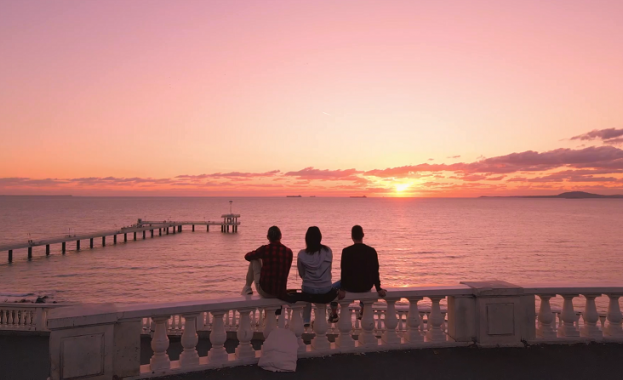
328, 313, 339, 324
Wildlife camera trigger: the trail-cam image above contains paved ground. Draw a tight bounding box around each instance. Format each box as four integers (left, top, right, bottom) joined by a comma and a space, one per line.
2, 333, 623, 380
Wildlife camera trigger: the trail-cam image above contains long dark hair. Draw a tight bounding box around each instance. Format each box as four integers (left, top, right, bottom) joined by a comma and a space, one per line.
305, 226, 329, 254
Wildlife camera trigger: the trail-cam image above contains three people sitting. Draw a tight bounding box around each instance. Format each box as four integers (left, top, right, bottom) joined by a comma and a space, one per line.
242, 224, 385, 324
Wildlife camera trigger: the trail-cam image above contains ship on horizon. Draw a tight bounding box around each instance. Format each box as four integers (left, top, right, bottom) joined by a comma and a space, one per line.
286, 195, 302, 198
350, 195, 367, 198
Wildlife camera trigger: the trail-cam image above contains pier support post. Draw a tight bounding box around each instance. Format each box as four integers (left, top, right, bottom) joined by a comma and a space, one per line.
124, 233, 127, 242
150, 229, 154, 237
207, 225, 209, 232
76, 240, 80, 251
159, 228, 162, 236
113, 235, 117, 244
133, 232, 137, 241
166, 227, 169, 235
173, 226, 176, 234
192, 225, 195, 232
142, 231, 146, 240
8, 250, 12, 263
90, 238, 94, 249
28, 247, 32, 260
46, 245, 50, 255
178, 225, 182, 232
102, 236, 106, 247
61, 242, 65, 254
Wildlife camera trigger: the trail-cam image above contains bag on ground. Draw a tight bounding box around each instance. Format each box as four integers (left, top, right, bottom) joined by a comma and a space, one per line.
258, 327, 299, 372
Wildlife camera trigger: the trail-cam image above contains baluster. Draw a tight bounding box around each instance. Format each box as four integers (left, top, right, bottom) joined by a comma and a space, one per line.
604, 294, 623, 338
8, 309, 14, 326
1, 310, 5, 325
536, 294, 556, 339
149, 316, 171, 371
263, 307, 278, 339
353, 307, 361, 333
179, 313, 200, 367
208, 311, 228, 364
405, 297, 423, 343
581, 294, 602, 339
288, 305, 307, 354
336, 300, 355, 349
358, 300, 377, 347
225, 311, 231, 329
599, 314, 606, 330
425, 296, 445, 342
381, 299, 400, 345
558, 294, 579, 337
236, 308, 255, 360
311, 303, 331, 351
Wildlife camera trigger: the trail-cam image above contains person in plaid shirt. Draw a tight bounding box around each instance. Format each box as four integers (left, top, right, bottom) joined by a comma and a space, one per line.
241, 226, 293, 299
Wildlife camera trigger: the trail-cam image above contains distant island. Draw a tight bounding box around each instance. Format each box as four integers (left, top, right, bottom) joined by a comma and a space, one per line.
480, 191, 623, 199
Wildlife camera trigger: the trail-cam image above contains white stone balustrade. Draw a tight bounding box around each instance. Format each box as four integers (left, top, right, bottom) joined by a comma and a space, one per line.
0, 303, 61, 332
46, 282, 623, 380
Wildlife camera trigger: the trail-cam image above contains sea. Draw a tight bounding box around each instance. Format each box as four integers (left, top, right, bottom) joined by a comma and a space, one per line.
1, 196, 623, 309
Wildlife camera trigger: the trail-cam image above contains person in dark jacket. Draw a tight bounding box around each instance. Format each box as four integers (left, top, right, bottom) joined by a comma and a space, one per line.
329, 225, 386, 322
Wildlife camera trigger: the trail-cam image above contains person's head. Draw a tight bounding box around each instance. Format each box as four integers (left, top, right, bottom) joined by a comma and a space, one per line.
304, 226, 325, 253
267, 226, 282, 243
351, 225, 364, 242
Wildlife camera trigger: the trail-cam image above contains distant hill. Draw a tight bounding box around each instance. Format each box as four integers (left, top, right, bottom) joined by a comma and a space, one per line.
480, 191, 623, 199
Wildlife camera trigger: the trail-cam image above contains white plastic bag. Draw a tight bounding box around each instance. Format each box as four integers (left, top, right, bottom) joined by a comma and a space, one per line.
258, 327, 299, 372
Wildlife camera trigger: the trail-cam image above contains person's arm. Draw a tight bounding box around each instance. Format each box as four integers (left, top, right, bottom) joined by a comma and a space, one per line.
244, 245, 265, 261
297, 252, 305, 279
371, 248, 383, 294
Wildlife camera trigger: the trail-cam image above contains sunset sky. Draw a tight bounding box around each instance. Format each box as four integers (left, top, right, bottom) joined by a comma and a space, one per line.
1, 0, 623, 196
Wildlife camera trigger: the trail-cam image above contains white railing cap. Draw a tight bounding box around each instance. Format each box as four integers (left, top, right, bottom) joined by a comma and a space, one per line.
520, 283, 623, 295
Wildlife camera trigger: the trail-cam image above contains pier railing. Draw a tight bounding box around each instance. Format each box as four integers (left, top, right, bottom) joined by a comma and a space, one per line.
45, 281, 623, 380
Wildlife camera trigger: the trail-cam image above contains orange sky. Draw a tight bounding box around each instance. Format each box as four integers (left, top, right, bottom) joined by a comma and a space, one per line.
1, 1, 623, 196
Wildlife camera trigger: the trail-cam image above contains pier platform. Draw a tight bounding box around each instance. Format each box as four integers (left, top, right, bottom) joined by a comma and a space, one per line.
1, 214, 241, 263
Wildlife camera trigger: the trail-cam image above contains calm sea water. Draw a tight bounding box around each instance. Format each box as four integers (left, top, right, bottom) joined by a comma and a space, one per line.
1, 196, 623, 305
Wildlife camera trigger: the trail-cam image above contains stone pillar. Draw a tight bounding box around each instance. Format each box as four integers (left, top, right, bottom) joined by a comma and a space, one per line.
311, 304, 330, 351
336, 300, 355, 349
460, 281, 525, 347
382, 298, 401, 345
558, 294, 580, 337
581, 293, 602, 339
447, 294, 476, 343
48, 305, 141, 380
604, 294, 623, 338
208, 311, 228, 365
179, 313, 200, 367
236, 308, 256, 360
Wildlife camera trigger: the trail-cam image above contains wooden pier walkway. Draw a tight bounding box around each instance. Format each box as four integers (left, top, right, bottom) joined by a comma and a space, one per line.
1, 214, 240, 263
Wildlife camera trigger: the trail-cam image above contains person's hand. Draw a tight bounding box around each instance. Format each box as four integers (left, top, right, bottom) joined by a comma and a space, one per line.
337, 289, 346, 300
377, 289, 387, 298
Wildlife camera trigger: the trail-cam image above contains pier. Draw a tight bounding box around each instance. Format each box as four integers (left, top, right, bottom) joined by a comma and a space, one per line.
1, 214, 240, 263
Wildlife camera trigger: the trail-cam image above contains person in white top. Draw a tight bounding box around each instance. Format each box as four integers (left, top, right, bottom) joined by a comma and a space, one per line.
297, 226, 337, 325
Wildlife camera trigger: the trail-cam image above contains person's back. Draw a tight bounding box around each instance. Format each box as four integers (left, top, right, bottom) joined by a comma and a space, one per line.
242, 226, 293, 298
340, 242, 380, 293
298, 246, 333, 290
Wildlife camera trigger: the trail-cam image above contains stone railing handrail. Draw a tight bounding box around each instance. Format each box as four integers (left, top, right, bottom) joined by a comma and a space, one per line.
520, 283, 623, 295
46, 281, 623, 380
47, 285, 472, 329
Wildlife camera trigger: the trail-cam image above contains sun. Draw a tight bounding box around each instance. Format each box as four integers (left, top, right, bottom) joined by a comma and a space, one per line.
394, 183, 411, 193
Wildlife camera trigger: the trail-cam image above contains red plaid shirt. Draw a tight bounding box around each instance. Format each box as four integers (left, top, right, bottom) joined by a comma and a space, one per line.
245, 242, 293, 298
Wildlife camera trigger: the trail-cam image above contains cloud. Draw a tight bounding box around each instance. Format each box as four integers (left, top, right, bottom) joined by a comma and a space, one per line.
447, 155, 461, 159
284, 167, 363, 181
571, 128, 623, 143
176, 170, 280, 180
